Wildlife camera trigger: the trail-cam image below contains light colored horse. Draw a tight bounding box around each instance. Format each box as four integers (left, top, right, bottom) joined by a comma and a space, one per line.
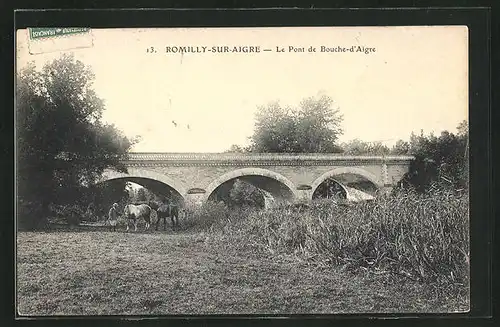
123, 204, 154, 232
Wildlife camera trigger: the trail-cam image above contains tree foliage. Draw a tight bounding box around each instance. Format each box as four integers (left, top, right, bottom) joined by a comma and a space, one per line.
228, 179, 265, 208
136, 188, 148, 202
227, 94, 468, 198
312, 179, 347, 200
85, 180, 130, 220
397, 122, 469, 192
249, 94, 344, 153
391, 140, 411, 155
337, 123, 468, 193
229, 94, 344, 202
131, 187, 157, 203
225, 144, 249, 153
17, 54, 134, 229
341, 139, 391, 156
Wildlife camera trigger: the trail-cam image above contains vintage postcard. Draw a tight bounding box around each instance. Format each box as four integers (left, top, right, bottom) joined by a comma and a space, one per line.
16, 26, 469, 316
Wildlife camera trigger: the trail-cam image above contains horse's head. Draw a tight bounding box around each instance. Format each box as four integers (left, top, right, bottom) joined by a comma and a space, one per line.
148, 201, 161, 211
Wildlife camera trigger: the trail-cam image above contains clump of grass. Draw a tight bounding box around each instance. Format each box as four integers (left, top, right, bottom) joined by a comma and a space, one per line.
192, 189, 469, 290
181, 201, 232, 231
308, 191, 468, 286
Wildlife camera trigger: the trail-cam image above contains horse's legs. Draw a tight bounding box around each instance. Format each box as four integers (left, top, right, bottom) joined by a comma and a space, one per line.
170, 213, 178, 229
146, 212, 152, 231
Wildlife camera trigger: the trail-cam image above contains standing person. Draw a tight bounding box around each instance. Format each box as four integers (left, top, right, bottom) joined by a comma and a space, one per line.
86, 202, 96, 222
107, 203, 119, 231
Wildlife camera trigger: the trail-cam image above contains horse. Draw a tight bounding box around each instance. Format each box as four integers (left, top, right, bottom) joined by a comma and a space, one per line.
123, 203, 154, 232
155, 203, 180, 231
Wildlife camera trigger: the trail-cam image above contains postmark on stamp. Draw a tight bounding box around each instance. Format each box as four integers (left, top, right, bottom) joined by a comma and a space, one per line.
27, 27, 93, 55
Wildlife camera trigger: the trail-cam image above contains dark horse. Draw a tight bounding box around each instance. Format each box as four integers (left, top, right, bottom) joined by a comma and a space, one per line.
149, 201, 180, 231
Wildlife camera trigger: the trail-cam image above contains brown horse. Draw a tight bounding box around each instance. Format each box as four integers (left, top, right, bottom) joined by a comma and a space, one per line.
155, 203, 180, 231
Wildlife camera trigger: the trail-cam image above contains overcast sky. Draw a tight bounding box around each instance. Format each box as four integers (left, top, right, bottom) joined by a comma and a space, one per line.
16, 26, 468, 153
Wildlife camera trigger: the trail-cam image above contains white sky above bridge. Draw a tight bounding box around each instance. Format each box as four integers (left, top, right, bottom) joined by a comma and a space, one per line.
16, 26, 468, 153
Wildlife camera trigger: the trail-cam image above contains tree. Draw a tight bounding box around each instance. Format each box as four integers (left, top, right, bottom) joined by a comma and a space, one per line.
17, 54, 134, 229
87, 180, 130, 220
249, 94, 344, 153
341, 139, 368, 155
136, 188, 148, 202
396, 121, 469, 193
391, 140, 410, 155
126, 182, 138, 200
130, 186, 158, 204
341, 139, 391, 155
295, 94, 344, 153
456, 120, 468, 138
225, 144, 248, 153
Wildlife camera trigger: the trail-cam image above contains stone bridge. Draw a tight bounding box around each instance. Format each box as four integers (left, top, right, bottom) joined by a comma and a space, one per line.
99, 153, 414, 207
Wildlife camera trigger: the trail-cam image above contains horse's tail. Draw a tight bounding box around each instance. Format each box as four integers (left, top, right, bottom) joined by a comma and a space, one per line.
123, 204, 129, 217
172, 205, 179, 218
147, 205, 156, 224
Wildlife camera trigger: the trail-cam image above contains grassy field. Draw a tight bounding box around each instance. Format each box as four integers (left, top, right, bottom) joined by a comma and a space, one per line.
17, 226, 468, 315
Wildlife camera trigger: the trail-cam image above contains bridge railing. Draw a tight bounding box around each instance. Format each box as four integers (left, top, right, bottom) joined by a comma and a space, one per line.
124, 152, 415, 162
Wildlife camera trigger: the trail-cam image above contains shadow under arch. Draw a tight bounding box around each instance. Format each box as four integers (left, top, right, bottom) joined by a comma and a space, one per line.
100, 168, 187, 203
202, 168, 299, 205
312, 177, 349, 200
310, 167, 383, 200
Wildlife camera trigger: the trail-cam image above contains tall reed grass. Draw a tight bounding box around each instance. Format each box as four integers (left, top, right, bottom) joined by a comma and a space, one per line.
183, 189, 469, 287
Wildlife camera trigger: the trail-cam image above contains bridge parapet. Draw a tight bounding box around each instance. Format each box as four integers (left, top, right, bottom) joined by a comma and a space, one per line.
124, 152, 414, 167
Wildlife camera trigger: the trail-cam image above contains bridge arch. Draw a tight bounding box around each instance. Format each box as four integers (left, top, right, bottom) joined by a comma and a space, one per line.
310, 167, 384, 200
100, 168, 187, 202
202, 168, 299, 205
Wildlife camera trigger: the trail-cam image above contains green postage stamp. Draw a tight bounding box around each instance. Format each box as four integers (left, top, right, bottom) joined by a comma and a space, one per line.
28, 27, 90, 40
26, 27, 93, 54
